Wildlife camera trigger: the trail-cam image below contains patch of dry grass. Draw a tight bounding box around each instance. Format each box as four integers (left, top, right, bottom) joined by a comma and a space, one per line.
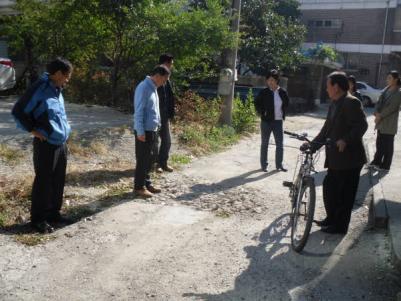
0, 143, 24, 165
15, 234, 56, 246
89, 141, 108, 155
67, 132, 109, 157
0, 177, 32, 227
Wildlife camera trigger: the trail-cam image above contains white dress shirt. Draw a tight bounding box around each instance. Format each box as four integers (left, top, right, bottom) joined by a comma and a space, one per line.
273, 88, 283, 120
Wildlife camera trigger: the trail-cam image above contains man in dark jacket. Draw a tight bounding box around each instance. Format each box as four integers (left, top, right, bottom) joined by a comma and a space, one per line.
254, 69, 289, 172
12, 57, 73, 234
156, 54, 175, 172
308, 71, 368, 234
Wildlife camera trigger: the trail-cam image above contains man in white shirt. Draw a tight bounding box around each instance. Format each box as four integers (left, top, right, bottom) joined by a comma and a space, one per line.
254, 69, 290, 172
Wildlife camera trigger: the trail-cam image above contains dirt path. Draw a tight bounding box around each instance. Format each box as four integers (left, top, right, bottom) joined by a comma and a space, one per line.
0, 101, 399, 301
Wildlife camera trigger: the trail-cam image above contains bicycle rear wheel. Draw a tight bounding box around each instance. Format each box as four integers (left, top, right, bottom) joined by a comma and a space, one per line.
290, 176, 316, 252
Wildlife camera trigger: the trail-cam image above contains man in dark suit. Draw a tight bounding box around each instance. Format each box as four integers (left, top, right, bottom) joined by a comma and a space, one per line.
156, 54, 175, 173
308, 71, 368, 234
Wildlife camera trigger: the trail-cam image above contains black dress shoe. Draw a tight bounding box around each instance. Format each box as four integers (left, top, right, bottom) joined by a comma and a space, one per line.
315, 218, 331, 227
320, 226, 347, 234
31, 221, 55, 234
47, 214, 74, 225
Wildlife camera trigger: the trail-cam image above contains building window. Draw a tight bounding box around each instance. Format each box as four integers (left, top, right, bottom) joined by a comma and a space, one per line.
308, 19, 342, 29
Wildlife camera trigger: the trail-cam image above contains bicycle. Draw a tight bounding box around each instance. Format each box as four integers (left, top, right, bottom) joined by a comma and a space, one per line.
282, 130, 327, 253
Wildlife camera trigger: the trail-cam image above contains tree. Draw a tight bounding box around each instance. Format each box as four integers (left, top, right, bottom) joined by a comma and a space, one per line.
239, 0, 306, 75
2, 0, 233, 106
1, 0, 107, 85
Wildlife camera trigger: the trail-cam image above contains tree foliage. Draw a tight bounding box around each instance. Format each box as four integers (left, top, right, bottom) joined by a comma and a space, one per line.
303, 42, 338, 62
2, 0, 233, 105
239, 0, 306, 75
2, 0, 307, 106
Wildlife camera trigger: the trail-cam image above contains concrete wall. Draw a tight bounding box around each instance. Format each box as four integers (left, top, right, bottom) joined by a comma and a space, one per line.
302, 8, 401, 45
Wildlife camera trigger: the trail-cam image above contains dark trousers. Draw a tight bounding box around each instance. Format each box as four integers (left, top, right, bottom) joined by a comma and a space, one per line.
134, 131, 158, 190
322, 167, 362, 232
158, 119, 171, 167
372, 131, 395, 170
260, 120, 284, 169
31, 138, 67, 223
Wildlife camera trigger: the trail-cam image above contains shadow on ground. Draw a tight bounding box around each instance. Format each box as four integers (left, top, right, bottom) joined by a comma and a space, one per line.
184, 214, 344, 301
66, 168, 134, 187
177, 169, 279, 201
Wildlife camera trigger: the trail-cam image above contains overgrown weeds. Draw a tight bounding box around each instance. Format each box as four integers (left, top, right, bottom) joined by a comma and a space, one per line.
174, 90, 256, 155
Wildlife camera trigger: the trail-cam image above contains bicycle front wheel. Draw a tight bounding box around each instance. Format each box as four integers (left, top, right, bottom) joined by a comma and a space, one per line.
290, 176, 316, 253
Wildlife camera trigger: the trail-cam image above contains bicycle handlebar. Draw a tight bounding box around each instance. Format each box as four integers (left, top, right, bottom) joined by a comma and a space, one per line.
284, 130, 331, 150
284, 130, 311, 143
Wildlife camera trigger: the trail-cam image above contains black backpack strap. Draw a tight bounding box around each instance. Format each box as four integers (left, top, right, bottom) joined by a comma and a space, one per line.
11, 79, 46, 132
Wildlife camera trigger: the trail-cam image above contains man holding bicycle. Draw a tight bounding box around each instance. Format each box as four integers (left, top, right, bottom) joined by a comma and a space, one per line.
305, 71, 368, 234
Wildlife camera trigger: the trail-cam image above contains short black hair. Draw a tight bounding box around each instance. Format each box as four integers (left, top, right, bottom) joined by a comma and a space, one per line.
150, 65, 171, 77
158, 54, 174, 65
388, 70, 401, 85
347, 75, 357, 92
266, 69, 280, 83
328, 71, 349, 92
46, 57, 73, 75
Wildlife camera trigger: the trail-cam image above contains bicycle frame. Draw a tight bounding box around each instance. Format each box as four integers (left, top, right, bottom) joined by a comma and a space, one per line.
289, 151, 314, 206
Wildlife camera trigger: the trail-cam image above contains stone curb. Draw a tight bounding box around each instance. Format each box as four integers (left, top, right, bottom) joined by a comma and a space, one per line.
365, 142, 401, 276
365, 142, 389, 229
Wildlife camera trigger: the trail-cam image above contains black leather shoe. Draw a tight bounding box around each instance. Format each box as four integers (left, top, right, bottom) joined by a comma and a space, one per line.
315, 218, 331, 227
47, 214, 74, 225
31, 221, 55, 234
320, 226, 347, 234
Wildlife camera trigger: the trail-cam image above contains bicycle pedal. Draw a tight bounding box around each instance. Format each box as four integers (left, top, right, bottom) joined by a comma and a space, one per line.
283, 181, 293, 188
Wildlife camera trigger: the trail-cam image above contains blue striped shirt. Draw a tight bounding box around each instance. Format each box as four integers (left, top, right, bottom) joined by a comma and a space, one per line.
133, 76, 161, 136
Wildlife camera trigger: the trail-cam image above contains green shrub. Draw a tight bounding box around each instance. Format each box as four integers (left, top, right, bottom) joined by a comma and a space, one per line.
232, 89, 257, 133
174, 90, 256, 155
170, 154, 192, 165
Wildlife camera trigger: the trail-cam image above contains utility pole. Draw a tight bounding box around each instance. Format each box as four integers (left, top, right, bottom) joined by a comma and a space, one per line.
377, 0, 390, 87
218, 0, 241, 126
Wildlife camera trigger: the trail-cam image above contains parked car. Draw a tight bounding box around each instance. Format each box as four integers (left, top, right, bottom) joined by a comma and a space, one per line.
356, 81, 382, 107
0, 57, 16, 91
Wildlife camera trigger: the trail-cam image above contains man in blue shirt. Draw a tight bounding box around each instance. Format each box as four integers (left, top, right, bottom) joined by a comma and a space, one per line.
134, 65, 170, 197
12, 57, 73, 233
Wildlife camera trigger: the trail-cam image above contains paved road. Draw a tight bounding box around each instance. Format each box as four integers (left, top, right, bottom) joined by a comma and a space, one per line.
0, 96, 130, 144
0, 105, 399, 301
